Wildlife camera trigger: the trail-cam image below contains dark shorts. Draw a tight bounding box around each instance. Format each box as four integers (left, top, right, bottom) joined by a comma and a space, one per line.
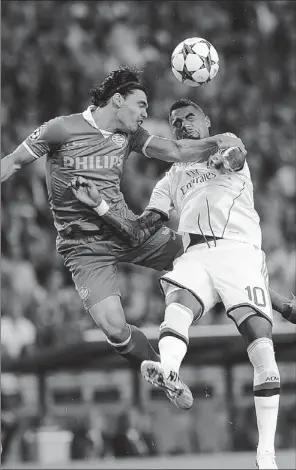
56, 228, 183, 309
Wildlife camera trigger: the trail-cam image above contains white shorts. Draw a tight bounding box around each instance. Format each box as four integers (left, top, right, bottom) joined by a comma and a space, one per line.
159, 239, 272, 326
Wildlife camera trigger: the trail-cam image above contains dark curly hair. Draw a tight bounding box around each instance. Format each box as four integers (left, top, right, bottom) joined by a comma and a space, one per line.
89, 65, 147, 107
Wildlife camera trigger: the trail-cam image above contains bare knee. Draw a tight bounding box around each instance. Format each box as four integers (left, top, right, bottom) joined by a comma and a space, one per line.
166, 288, 203, 322
89, 295, 129, 342
232, 307, 273, 347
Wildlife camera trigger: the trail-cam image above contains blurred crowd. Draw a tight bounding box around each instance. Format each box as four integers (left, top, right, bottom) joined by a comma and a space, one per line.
2, 2, 296, 463
1, 0, 295, 355
1, 2, 295, 359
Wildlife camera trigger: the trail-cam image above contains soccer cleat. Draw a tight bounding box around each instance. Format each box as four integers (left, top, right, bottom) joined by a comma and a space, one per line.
256, 451, 278, 469
141, 360, 193, 410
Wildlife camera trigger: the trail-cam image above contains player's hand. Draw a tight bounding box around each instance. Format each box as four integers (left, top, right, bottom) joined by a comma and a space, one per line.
207, 151, 233, 174
281, 294, 296, 324
215, 133, 247, 156
69, 176, 102, 208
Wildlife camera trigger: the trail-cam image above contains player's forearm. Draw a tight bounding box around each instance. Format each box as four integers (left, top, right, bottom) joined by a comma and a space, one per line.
145, 135, 219, 163
175, 136, 219, 163
101, 211, 145, 246
269, 288, 296, 324
97, 208, 165, 247
269, 288, 290, 314
1, 145, 36, 182
1, 155, 22, 182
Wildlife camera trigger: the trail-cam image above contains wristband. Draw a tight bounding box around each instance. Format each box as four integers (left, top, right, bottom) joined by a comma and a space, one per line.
93, 200, 109, 216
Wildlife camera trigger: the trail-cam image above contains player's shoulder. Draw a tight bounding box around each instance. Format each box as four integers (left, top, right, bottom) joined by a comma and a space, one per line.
129, 125, 150, 140
42, 114, 70, 132
161, 164, 176, 183
57, 112, 85, 128
50, 112, 89, 138
169, 161, 188, 175
170, 162, 180, 172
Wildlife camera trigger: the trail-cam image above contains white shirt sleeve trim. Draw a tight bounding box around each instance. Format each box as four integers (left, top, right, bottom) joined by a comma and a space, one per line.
142, 135, 154, 158
23, 141, 40, 160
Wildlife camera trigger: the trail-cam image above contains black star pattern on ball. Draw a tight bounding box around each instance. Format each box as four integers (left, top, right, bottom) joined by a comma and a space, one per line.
180, 41, 212, 82
200, 53, 211, 72
180, 43, 196, 82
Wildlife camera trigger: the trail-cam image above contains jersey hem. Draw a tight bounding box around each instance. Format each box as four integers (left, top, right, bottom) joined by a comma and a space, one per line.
226, 303, 272, 326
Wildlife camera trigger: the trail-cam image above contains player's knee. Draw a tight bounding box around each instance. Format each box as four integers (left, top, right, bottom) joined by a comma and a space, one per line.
166, 288, 203, 322
236, 310, 272, 346
89, 296, 129, 342
160, 300, 195, 346
247, 337, 280, 397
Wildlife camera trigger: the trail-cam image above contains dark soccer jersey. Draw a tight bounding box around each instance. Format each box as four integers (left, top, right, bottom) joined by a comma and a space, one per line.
22, 107, 151, 234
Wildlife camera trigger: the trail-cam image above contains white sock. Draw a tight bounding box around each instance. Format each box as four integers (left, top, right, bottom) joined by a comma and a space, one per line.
255, 395, 279, 455
159, 336, 187, 378
247, 338, 280, 455
158, 302, 193, 378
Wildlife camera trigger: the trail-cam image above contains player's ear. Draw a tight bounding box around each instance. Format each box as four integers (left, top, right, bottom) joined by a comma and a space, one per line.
112, 93, 124, 108
205, 115, 211, 128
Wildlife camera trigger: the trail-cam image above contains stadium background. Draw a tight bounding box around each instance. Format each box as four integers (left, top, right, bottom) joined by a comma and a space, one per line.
1, 0, 295, 468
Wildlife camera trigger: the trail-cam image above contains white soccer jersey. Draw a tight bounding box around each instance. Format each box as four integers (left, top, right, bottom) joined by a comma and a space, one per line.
147, 159, 262, 249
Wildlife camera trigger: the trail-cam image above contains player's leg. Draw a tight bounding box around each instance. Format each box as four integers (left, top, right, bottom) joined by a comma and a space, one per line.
141, 248, 218, 409
229, 309, 279, 469
58, 237, 159, 369
212, 243, 279, 469
158, 287, 203, 378
89, 295, 159, 368
142, 286, 203, 410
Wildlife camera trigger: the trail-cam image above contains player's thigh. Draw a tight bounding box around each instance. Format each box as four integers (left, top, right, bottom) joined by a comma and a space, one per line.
159, 251, 219, 321
125, 227, 183, 271
165, 288, 203, 322
210, 244, 272, 328
58, 238, 121, 310
89, 295, 127, 337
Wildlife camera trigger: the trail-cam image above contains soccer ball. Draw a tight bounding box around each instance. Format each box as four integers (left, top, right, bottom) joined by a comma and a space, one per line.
171, 37, 219, 87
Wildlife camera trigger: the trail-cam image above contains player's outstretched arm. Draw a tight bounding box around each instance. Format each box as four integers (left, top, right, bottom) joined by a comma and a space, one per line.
269, 288, 296, 324
1, 146, 36, 182
2, 118, 66, 183
70, 177, 166, 247
144, 133, 246, 163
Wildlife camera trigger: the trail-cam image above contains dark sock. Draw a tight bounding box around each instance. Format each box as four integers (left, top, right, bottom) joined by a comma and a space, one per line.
111, 325, 160, 369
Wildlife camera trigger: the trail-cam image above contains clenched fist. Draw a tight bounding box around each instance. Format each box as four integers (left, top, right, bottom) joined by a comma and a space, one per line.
281, 294, 296, 324
69, 176, 103, 208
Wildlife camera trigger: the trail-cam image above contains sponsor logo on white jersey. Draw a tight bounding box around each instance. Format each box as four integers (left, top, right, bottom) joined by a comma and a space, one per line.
180, 171, 217, 195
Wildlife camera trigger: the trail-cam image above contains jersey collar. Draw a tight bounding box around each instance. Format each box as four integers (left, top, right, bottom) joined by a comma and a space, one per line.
82, 105, 100, 129
82, 106, 112, 137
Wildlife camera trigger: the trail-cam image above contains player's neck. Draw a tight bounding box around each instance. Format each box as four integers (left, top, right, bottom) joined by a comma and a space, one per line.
92, 107, 123, 133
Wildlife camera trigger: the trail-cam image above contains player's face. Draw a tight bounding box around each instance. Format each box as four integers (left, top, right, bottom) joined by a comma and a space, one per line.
117, 89, 148, 133
170, 106, 210, 140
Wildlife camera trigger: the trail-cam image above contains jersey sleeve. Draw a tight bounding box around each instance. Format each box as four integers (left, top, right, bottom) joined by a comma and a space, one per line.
21, 117, 67, 159
146, 172, 174, 219
129, 126, 153, 157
